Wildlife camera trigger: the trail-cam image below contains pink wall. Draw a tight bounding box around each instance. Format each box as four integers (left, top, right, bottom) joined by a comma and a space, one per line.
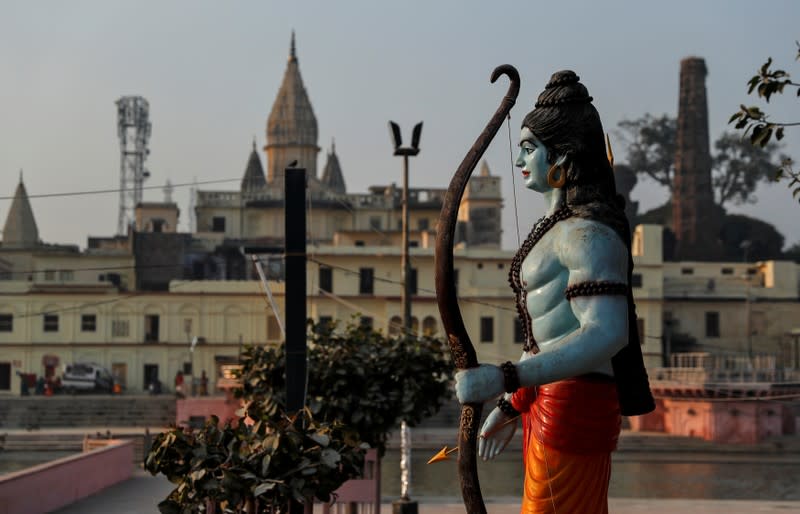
176, 397, 241, 427
627, 398, 666, 432
0, 440, 134, 514
660, 399, 786, 444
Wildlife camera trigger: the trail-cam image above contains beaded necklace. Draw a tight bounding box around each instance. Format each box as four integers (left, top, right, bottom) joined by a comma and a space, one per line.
507, 206, 574, 353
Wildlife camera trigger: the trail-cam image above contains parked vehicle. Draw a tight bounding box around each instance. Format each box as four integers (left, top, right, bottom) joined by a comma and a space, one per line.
62, 363, 114, 393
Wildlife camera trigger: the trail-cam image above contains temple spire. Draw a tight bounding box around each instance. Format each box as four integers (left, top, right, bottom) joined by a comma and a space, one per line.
2, 174, 39, 248
265, 31, 319, 182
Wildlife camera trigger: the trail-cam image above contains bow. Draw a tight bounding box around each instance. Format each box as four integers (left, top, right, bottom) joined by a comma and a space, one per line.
435, 64, 520, 514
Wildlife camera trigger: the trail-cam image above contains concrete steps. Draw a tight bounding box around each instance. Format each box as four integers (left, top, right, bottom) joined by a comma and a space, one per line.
0, 395, 176, 429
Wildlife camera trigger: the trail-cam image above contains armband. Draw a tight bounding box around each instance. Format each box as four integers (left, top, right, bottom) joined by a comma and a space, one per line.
564, 280, 629, 300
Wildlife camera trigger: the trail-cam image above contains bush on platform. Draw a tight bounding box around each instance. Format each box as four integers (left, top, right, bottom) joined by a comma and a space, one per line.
145, 410, 366, 513
236, 318, 454, 456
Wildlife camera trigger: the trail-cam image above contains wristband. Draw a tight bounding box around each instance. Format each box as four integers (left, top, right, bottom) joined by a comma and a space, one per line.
500, 361, 520, 393
497, 397, 520, 418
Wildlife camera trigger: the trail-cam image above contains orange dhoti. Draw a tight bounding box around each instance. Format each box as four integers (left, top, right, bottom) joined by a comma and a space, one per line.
511, 375, 621, 514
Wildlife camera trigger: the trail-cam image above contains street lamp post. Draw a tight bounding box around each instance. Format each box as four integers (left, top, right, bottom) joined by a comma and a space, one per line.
389, 121, 422, 514
389, 121, 422, 336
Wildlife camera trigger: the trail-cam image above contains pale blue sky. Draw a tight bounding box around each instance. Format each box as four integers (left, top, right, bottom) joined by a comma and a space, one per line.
1, 0, 798, 251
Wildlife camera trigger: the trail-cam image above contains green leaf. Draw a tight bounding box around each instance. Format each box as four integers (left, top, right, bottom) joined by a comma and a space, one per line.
320, 448, 341, 468
253, 481, 276, 497
309, 433, 330, 447
261, 453, 272, 475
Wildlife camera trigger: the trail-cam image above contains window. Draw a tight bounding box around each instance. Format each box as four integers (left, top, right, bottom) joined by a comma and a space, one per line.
681, 268, 694, 275
44, 270, 56, 281
388, 315, 402, 336
359, 268, 374, 295
409, 268, 418, 296
145, 314, 160, 342
59, 270, 73, 281
705, 312, 720, 338
319, 266, 333, 293
637, 318, 645, 344
513, 318, 523, 344
0, 314, 12, 332
317, 316, 332, 333
0, 362, 11, 390
183, 362, 193, 375
360, 316, 374, 330
354, 240, 365, 247
43, 314, 59, 332
409, 241, 419, 248
480, 317, 494, 343
422, 316, 438, 336
0, 271, 11, 280
418, 218, 429, 231
143, 364, 159, 391
721, 267, 734, 275
212, 216, 226, 232
81, 314, 96, 332
369, 216, 382, 230
152, 219, 165, 232
112, 319, 130, 337
631, 273, 643, 288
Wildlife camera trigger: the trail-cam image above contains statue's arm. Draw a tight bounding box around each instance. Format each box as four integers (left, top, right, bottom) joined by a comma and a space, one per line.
516, 221, 629, 388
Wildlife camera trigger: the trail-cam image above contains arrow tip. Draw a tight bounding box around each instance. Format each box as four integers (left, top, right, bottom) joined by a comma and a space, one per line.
427, 446, 454, 464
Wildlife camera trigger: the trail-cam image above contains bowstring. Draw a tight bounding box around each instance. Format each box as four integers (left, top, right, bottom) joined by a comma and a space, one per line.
507, 114, 522, 248
507, 113, 557, 514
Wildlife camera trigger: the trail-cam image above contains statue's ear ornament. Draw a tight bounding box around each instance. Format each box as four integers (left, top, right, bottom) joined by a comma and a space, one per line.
546, 156, 568, 189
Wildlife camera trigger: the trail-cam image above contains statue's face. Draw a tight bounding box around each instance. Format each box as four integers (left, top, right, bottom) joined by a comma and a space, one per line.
516, 127, 550, 192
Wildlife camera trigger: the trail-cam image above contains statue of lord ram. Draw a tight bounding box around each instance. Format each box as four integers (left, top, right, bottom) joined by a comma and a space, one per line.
435, 67, 655, 514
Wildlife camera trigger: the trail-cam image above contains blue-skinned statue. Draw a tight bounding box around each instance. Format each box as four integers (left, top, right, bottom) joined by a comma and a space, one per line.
454, 70, 655, 513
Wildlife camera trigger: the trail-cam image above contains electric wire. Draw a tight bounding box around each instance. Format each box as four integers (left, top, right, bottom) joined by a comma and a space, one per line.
0, 178, 240, 201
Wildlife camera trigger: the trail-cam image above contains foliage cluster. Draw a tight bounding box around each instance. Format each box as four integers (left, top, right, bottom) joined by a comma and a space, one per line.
616, 114, 785, 208
236, 319, 454, 456
729, 43, 800, 202
145, 410, 366, 513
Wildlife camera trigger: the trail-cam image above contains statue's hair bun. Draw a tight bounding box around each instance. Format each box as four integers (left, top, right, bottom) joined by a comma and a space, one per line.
535, 70, 593, 109
545, 71, 580, 89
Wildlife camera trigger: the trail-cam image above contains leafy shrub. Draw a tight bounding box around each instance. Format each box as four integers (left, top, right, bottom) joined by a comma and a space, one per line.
145, 410, 366, 513
236, 318, 453, 456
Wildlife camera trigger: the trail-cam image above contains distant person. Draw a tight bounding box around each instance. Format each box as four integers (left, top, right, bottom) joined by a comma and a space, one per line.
174, 371, 185, 398
200, 370, 208, 396
17, 371, 29, 396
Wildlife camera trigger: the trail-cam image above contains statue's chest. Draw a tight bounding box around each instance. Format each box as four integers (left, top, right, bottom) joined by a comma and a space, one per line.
519, 232, 565, 291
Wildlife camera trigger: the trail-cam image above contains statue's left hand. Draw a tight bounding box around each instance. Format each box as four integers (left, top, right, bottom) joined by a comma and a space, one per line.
455, 364, 504, 404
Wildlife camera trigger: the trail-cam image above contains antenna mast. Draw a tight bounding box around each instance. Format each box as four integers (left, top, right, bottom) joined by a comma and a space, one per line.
115, 96, 151, 234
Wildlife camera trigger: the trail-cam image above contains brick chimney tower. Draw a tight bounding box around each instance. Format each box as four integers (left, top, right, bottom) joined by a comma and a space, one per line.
672, 57, 722, 261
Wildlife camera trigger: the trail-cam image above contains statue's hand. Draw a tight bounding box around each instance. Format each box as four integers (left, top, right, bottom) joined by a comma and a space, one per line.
455, 364, 504, 404
478, 407, 517, 461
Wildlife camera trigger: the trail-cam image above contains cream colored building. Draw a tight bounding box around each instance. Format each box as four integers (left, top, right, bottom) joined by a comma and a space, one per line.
3, 35, 799, 397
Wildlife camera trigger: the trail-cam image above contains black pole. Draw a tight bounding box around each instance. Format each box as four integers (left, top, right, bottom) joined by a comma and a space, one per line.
285, 167, 307, 415
285, 167, 307, 514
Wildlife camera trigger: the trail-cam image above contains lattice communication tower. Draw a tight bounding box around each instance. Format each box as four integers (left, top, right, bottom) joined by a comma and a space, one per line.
116, 96, 151, 234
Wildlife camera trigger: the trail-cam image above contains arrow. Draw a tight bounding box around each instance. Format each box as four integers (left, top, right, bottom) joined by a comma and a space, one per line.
426, 414, 520, 464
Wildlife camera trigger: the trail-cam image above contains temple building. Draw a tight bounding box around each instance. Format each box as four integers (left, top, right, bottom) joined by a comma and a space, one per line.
193, 34, 503, 250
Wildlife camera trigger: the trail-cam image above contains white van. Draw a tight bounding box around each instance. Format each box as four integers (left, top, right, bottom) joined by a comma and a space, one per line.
62, 363, 114, 393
